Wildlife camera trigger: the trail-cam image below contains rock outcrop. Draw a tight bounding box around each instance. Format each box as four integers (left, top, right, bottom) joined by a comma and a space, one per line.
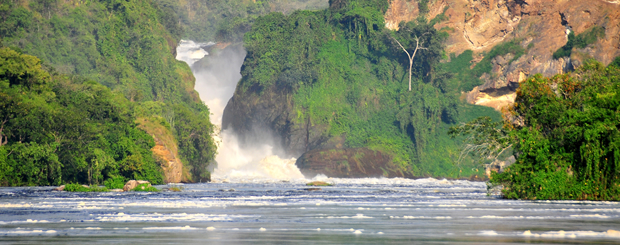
222, 84, 337, 157
137, 117, 190, 183
296, 148, 410, 178
123, 180, 151, 192
385, 0, 620, 111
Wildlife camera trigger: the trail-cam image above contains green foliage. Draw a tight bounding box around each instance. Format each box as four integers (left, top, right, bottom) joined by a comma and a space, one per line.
553, 26, 605, 59
609, 55, 620, 68
490, 61, 620, 200
0, 0, 218, 183
156, 0, 328, 42
132, 183, 159, 192
418, 0, 429, 14
473, 39, 526, 78
441, 39, 526, 92
448, 116, 513, 164
104, 175, 127, 189
64, 183, 109, 192
239, 3, 500, 178
0, 47, 163, 186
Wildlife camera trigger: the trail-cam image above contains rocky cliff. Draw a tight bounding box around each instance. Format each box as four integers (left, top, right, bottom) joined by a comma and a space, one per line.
386, 0, 620, 111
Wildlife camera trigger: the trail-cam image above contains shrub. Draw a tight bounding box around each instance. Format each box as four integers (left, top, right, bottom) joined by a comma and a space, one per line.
132, 183, 159, 192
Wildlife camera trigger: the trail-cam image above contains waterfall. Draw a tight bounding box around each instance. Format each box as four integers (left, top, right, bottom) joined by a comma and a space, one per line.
175, 40, 305, 183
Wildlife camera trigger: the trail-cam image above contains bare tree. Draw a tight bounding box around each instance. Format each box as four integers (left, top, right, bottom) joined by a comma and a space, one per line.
392, 36, 427, 91
448, 117, 513, 165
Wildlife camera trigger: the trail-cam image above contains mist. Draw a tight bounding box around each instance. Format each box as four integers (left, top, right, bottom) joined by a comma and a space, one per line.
176, 40, 305, 182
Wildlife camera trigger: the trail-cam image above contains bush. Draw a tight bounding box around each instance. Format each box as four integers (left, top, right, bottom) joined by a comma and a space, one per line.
132, 183, 159, 192
553, 26, 605, 59
104, 176, 127, 189
64, 183, 108, 192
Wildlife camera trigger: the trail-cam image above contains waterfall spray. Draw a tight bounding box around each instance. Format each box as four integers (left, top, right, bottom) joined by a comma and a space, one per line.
176, 40, 305, 182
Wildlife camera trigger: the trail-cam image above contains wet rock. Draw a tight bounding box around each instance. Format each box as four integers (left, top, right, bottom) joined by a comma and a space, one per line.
304, 188, 322, 191
306, 181, 332, 186
123, 180, 151, 192
296, 148, 409, 178
54, 185, 65, 191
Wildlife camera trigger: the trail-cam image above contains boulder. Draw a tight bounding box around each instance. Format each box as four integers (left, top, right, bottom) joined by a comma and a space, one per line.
54, 185, 65, 191
296, 148, 410, 178
123, 180, 151, 192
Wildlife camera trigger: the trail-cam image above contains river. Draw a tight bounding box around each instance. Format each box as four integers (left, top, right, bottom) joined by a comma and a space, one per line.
2, 42, 619, 244
1, 178, 620, 244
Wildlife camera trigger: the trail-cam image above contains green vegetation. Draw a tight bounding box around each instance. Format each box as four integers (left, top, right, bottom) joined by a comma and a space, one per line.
238, 0, 500, 178
64, 183, 109, 192
553, 26, 606, 59
610, 55, 620, 68
0, 0, 217, 185
0, 47, 163, 186
132, 183, 159, 192
442, 39, 527, 92
154, 0, 328, 42
104, 176, 127, 189
455, 61, 619, 200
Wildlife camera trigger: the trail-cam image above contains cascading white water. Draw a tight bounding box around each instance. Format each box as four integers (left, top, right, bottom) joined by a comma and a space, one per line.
176, 40, 305, 183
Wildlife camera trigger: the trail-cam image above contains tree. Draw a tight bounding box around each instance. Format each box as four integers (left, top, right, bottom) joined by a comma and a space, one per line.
448, 116, 513, 165
392, 35, 427, 91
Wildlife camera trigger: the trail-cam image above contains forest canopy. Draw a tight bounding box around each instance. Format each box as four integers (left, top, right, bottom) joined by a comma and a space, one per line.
487, 61, 620, 200
0, 47, 163, 186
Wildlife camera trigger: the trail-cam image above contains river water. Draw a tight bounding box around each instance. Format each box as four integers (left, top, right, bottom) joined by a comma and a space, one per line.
1, 177, 620, 244
3, 42, 618, 244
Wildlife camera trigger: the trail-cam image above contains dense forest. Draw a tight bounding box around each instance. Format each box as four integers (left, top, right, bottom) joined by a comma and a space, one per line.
0, 0, 216, 185
0, 47, 162, 186
228, 0, 505, 178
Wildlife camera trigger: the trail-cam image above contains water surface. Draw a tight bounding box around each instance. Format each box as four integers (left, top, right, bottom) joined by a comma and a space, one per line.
1, 178, 619, 244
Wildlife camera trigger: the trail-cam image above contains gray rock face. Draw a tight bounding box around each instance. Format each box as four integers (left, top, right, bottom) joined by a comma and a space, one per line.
123, 180, 151, 192
222, 84, 333, 157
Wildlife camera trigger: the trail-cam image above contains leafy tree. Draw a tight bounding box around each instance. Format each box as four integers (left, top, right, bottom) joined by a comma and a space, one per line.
485, 61, 620, 200
448, 116, 512, 165
0, 47, 163, 186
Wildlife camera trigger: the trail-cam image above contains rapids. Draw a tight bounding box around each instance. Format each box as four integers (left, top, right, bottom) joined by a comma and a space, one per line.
1, 178, 620, 244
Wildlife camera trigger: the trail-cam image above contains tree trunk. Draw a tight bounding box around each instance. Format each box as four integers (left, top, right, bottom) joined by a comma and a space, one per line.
393, 37, 424, 92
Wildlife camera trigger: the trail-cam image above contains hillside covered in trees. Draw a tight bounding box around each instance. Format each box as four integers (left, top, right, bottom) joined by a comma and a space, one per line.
222, 0, 505, 178
0, 0, 217, 185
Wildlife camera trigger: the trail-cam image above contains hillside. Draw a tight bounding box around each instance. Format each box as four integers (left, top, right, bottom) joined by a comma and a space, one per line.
222, 0, 501, 179
0, 0, 216, 184
385, 0, 620, 110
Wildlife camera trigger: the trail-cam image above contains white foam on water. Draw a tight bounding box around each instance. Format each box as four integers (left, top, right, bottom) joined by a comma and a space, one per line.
0, 203, 32, 208
326, 214, 373, 219
143, 226, 197, 230
206, 227, 216, 231
522, 230, 620, 239
1, 229, 56, 235
96, 213, 237, 222
478, 230, 499, 236
569, 214, 611, 218
390, 216, 452, 219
